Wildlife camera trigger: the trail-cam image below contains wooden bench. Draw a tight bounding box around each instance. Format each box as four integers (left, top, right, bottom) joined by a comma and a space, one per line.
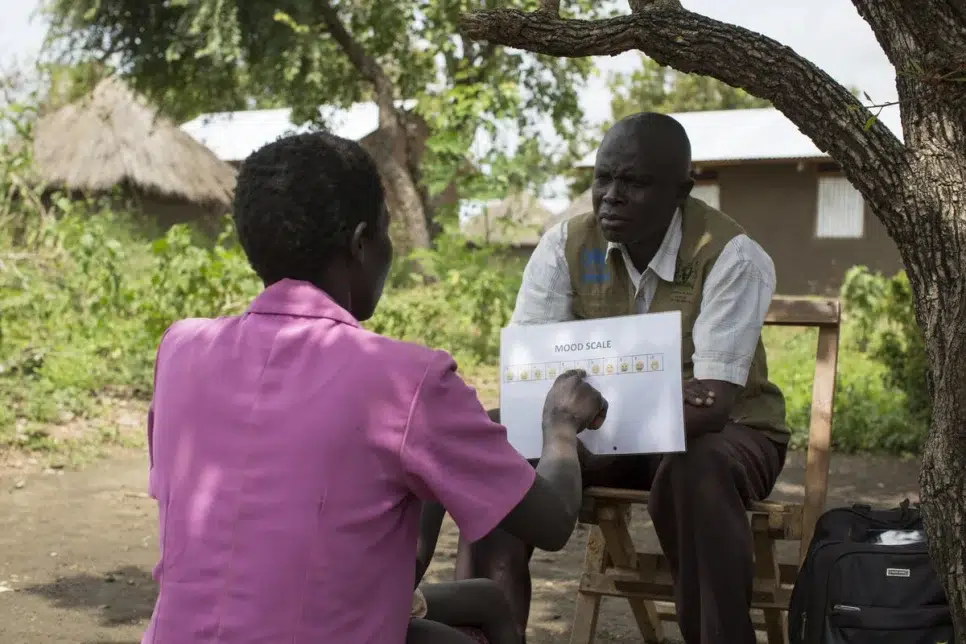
569, 297, 841, 644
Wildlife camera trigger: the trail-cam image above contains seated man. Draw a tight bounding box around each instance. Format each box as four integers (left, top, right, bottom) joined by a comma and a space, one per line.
142, 132, 608, 643
456, 112, 788, 644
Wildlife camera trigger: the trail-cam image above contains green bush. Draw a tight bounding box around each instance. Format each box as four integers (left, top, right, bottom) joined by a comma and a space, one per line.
0, 202, 519, 445
367, 224, 520, 365
764, 326, 924, 455
841, 266, 929, 422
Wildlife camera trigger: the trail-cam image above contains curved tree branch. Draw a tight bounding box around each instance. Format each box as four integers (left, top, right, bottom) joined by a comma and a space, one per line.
459, 6, 910, 226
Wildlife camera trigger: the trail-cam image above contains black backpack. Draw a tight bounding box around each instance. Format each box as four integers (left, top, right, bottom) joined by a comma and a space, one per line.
788, 499, 954, 644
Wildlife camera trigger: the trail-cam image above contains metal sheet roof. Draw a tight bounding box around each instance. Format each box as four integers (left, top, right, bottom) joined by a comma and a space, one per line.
576, 107, 904, 168
180, 101, 416, 163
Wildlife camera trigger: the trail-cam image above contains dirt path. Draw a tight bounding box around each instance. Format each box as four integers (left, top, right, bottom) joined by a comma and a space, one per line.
0, 450, 920, 643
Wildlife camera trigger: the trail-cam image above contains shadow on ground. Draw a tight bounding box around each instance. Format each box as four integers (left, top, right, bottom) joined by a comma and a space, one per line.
22, 565, 156, 628
0, 450, 920, 643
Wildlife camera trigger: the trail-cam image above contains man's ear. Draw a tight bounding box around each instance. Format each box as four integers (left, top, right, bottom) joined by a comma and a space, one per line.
349, 221, 368, 264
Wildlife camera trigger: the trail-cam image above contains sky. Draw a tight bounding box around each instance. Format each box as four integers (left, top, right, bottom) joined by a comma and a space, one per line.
1, 0, 899, 210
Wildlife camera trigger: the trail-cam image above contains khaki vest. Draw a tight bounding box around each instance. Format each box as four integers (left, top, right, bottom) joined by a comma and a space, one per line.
564, 197, 788, 439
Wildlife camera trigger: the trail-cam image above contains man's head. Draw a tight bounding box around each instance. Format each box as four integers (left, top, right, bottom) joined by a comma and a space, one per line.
232, 131, 393, 322
592, 112, 694, 245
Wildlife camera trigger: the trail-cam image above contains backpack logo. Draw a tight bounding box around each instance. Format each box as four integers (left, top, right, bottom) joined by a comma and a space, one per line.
885, 568, 911, 578
580, 248, 609, 284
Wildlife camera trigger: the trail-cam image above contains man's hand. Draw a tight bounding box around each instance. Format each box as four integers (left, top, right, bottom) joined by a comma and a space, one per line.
683, 378, 739, 438
542, 369, 608, 439
684, 379, 716, 408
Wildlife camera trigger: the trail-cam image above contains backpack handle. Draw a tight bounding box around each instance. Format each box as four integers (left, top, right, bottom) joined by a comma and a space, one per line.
848, 498, 922, 542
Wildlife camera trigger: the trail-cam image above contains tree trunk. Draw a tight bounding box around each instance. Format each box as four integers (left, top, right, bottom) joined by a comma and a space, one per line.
315, 0, 432, 253
460, 0, 966, 633
900, 142, 966, 636
854, 3, 966, 629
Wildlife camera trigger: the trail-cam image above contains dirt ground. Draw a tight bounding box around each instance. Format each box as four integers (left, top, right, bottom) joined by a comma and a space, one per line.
0, 444, 920, 644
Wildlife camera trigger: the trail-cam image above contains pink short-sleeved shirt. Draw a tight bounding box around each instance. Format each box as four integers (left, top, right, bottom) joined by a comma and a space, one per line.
142, 279, 536, 643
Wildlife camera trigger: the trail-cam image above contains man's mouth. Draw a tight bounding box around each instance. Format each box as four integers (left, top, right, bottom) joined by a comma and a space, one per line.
598, 214, 630, 229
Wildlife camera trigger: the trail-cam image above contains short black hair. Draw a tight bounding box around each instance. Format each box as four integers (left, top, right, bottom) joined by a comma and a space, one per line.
614, 112, 692, 180
232, 131, 385, 285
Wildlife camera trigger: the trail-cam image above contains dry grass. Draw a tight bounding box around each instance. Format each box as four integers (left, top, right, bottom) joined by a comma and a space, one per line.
32, 77, 236, 207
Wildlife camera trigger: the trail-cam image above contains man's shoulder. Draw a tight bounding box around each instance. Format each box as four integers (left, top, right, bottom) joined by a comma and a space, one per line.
686, 197, 744, 234
535, 218, 568, 250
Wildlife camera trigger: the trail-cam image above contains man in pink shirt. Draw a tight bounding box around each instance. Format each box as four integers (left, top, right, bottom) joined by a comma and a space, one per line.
143, 132, 607, 643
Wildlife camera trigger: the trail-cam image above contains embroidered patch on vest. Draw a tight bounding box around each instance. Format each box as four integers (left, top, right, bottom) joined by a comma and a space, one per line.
673, 257, 697, 288
669, 257, 698, 303
580, 248, 609, 284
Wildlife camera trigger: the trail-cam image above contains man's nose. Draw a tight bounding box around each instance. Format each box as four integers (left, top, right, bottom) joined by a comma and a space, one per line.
603, 183, 623, 203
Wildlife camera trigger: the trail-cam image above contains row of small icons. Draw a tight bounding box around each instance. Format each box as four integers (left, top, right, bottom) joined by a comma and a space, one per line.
504, 354, 665, 383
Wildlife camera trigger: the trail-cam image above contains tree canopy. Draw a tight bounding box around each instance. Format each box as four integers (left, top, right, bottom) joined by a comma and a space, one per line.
607, 55, 770, 124
40, 0, 617, 248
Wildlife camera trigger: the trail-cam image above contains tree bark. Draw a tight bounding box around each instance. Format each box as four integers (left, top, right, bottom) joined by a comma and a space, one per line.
460, 2, 966, 634
315, 0, 432, 252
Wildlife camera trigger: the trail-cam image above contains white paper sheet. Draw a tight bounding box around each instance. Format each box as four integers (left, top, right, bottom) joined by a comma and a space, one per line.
499, 312, 686, 459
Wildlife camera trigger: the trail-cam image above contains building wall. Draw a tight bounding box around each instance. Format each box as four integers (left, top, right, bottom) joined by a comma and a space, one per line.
716, 163, 903, 296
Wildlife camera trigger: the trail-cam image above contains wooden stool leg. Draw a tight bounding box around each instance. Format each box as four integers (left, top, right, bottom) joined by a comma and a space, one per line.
570, 525, 606, 644
753, 524, 786, 644
597, 504, 664, 643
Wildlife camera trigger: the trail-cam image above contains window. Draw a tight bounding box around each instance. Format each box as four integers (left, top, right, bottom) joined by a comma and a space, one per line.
815, 175, 865, 239
691, 182, 720, 209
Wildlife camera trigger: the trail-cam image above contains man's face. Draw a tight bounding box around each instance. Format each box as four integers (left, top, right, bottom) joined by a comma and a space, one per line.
591, 124, 691, 245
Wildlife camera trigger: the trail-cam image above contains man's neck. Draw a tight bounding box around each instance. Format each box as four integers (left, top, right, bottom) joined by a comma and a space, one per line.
623, 237, 664, 274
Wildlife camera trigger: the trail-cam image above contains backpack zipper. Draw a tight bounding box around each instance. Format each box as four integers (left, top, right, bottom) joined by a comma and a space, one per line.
833, 604, 861, 612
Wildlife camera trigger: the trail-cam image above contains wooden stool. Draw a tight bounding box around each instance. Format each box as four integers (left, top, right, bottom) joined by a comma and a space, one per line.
569, 297, 841, 644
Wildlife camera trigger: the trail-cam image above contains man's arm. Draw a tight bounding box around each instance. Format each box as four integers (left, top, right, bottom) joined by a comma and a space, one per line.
687, 235, 777, 436
509, 222, 574, 325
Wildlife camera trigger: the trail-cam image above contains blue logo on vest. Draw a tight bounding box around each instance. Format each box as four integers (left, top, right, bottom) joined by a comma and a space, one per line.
580, 248, 609, 284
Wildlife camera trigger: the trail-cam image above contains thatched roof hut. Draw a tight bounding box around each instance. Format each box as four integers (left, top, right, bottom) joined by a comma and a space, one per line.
462, 192, 555, 246
31, 77, 236, 212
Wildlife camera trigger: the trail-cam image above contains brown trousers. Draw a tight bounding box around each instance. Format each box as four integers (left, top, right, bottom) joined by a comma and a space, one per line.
454, 423, 786, 644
